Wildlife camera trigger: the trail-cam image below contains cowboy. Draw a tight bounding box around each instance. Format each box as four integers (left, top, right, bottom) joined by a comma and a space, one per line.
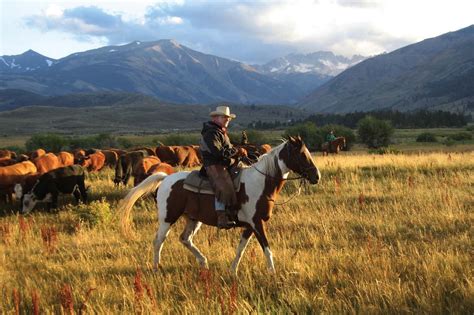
326, 130, 337, 142
199, 106, 244, 229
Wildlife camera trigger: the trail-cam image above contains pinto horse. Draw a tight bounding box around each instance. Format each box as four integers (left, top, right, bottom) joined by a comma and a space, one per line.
119, 136, 321, 274
321, 136, 346, 156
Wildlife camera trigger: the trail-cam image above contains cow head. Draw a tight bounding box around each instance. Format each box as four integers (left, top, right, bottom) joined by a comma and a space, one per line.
21, 193, 37, 214
14, 183, 23, 199
77, 155, 91, 168
21, 193, 52, 214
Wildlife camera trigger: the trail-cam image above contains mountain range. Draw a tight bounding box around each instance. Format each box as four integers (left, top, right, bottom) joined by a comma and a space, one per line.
0, 41, 361, 106
1, 24, 473, 114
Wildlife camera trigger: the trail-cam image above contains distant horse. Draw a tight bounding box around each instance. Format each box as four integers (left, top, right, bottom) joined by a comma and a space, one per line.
119, 136, 321, 274
322, 137, 346, 156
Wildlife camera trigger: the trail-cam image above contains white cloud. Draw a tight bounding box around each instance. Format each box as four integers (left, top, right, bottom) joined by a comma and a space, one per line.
45, 5, 64, 17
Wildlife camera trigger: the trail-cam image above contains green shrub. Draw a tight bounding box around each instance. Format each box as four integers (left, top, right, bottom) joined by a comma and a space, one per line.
284, 122, 356, 151
416, 132, 438, 142
284, 122, 321, 150
229, 130, 268, 145
75, 199, 113, 228
448, 132, 472, 141
117, 137, 133, 148
443, 139, 456, 146
357, 116, 394, 148
368, 147, 401, 155
25, 133, 66, 152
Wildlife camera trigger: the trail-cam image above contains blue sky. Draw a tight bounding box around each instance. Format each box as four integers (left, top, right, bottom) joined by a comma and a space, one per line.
1, 0, 473, 64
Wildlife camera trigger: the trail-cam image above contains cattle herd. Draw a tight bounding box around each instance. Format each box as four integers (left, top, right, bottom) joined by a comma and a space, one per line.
0, 143, 271, 213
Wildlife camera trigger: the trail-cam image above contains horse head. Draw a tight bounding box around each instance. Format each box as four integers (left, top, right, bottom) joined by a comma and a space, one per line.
281, 136, 321, 184
339, 136, 346, 148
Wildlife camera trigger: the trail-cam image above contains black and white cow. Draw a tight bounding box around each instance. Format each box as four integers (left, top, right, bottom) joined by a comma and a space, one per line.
21, 165, 88, 214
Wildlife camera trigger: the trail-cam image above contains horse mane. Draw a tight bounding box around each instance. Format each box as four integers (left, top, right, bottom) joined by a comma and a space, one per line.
248, 141, 287, 178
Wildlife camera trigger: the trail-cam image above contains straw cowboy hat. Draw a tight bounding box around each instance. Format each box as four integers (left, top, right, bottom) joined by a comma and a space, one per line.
209, 106, 236, 119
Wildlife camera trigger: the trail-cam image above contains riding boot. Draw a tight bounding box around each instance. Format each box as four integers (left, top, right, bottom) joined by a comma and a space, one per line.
216, 211, 236, 229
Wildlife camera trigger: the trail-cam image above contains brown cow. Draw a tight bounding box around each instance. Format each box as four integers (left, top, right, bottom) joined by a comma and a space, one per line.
101, 150, 119, 168
174, 146, 201, 168
155, 146, 178, 166
58, 151, 74, 167
132, 156, 162, 186
107, 148, 126, 157
0, 161, 37, 203
78, 151, 106, 172
190, 145, 203, 164
28, 148, 46, 160
146, 162, 175, 177
132, 147, 156, 156
34, 153, 61, 174
0, 158, 17, 167
0, 149, 12, 159
73, 149, 86, 163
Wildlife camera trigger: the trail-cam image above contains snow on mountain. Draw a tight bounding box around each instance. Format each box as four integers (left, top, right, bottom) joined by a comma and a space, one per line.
256, 52, 366, 77
0, 50, 56, 72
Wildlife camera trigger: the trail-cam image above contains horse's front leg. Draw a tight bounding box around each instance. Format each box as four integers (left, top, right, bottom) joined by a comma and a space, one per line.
252, 220, 275, 273
231, 227, 253, 275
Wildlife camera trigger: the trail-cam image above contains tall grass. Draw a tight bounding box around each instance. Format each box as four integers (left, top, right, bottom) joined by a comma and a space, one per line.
0, 152, 472, 313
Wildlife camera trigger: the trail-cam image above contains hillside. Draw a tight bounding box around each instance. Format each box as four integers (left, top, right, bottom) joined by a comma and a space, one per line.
0, 98, 306, 135
299, 25, 474, 113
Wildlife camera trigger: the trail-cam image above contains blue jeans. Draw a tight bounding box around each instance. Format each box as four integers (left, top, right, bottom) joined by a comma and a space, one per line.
215, 198, 225, 212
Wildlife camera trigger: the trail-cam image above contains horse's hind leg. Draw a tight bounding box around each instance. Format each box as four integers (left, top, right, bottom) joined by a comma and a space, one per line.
180, 218, 208, 268
231, 228, 253, 275
153, 222, 172, 271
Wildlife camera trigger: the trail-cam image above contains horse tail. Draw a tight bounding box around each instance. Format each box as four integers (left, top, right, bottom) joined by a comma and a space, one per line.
119, 172, 168, 235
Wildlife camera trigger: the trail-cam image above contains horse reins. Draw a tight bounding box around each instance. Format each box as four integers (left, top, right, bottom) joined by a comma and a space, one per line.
252, 143, 313, 205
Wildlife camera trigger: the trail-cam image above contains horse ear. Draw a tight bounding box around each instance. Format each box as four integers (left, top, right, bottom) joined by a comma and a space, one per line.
288, 135, 295, 143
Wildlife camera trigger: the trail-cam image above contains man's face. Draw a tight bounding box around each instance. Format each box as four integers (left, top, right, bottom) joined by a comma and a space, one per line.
213, 115, 231, 128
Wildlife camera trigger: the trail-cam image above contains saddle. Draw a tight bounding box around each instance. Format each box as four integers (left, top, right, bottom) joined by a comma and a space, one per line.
183, 167, 243, 195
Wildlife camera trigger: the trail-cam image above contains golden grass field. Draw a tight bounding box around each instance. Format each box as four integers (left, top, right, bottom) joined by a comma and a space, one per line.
0, 151, 473, 313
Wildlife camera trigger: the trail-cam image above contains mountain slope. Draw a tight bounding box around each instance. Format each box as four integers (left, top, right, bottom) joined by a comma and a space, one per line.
299, 25, 474, 113
0, 50, 55, 73
0, 89, 157, 111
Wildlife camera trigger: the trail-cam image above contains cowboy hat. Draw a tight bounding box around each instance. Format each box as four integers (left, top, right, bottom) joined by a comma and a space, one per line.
209, 106, 236, 119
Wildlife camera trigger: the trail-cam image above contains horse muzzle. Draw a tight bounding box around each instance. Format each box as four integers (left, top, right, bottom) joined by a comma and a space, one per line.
307, 168, 321, 185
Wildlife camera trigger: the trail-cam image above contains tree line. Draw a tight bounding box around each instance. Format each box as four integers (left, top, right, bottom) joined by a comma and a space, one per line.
250, 110, 470, 130
305, 110, 469, 128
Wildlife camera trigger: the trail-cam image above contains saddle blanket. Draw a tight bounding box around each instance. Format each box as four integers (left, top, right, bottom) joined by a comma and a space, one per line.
183, 169, 243, 195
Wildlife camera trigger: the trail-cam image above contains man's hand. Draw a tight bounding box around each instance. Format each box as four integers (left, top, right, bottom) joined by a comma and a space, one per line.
235, 147, 248, 157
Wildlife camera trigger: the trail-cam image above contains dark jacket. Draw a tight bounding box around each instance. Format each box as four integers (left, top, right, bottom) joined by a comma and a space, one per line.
199, 121, 238, 175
